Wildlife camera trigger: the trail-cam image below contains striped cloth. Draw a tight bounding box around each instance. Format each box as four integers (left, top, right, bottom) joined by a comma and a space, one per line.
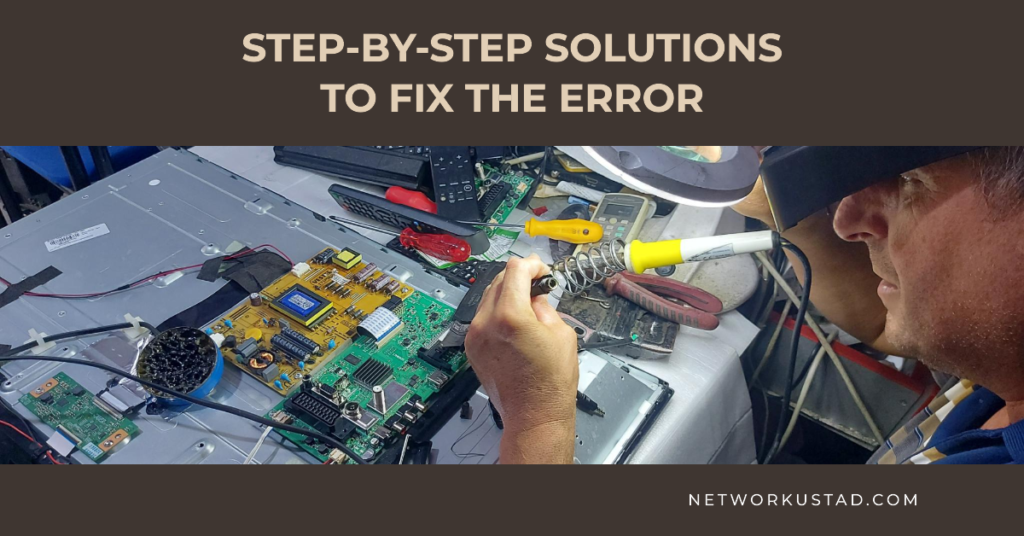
869, 379, 1024, 464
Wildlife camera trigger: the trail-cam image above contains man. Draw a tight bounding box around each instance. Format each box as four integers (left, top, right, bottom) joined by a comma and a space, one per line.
465, 146, 1024, 464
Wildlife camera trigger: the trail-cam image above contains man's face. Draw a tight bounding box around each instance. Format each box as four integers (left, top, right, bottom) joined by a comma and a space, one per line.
833, 158, 1024, 385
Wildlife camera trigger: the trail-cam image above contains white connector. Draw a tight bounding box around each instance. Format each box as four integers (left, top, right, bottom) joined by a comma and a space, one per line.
291, 262, 311, 277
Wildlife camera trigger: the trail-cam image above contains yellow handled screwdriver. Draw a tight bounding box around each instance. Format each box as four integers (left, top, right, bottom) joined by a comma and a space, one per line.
461, 218, 604, 244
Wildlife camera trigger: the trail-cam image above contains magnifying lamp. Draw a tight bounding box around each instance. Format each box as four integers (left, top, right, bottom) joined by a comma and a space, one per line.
562, 146, 985, 231
562, 146, 761, 208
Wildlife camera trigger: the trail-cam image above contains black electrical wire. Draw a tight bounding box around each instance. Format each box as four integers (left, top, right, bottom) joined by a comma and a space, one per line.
1, 322, 161, 357
0, 355, 367, 464
762, 239, 812, 464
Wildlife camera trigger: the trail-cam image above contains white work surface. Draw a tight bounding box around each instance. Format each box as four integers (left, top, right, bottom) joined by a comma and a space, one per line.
190, 146, 760, 464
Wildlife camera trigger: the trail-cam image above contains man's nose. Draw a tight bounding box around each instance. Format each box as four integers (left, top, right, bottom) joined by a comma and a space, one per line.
833, 183, 891, 242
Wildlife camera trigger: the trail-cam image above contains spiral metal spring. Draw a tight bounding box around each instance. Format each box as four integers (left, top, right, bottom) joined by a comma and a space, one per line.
538, 239, 628, 296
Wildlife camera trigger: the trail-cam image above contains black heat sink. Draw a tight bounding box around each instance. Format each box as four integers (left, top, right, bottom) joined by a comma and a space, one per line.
353, 358, 393, 388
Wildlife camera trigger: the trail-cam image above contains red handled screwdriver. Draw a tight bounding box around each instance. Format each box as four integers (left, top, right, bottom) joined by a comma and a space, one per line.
329, 215, 470, 263
398, 228, 470, 262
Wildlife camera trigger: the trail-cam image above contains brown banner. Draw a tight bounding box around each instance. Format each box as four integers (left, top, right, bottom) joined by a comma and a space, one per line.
2, 1, 1023, 144
0, 465, 1017, 530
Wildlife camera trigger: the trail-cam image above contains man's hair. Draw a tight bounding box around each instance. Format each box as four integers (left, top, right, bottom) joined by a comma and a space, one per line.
966, 146, 1024, 211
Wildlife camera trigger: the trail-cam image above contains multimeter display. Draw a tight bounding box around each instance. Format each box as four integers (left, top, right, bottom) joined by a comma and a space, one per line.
603, 204, 634, 217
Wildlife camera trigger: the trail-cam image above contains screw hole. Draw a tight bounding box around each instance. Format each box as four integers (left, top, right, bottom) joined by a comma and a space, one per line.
197, 443, 205, 449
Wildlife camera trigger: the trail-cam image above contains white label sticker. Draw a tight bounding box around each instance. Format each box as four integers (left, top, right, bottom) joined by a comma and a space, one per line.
687, 244, 735, 262
44, 224, 110, 253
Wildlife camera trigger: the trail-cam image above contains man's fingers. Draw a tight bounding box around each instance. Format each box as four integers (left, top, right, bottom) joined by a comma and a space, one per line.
531, 295, 562, 326
498, 255, 551, 311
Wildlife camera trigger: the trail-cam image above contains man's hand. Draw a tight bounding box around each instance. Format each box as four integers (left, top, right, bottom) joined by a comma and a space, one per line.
464, 255, 579, 464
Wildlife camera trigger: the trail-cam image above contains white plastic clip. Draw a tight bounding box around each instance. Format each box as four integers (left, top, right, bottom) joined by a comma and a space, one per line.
123, 313, 148, 340
24, 329, 56, 355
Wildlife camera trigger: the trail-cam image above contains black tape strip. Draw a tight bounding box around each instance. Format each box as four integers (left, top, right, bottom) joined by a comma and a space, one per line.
197, 256, 226, 282
0, 266, 63, 308
219, 251, 291, 293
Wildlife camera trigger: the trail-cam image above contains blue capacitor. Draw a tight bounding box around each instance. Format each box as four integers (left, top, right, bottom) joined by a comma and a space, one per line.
225, 319, 234, 329
281, 373, 290, 383
298, 361, 306, 370
328, 339, 337, 350
262, 318, 269, 326
274, 380, 283, 390
205, 328, 214, 335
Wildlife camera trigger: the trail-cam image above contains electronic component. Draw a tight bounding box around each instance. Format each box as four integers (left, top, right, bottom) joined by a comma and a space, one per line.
284, 385, 341, 433
382, 295, 403, 312
291, 262, 311, 278
480, 182, 512, 219
333, 247, 362, 270
270, 284, 334, 327
328, 448, 348, 464
427, 370, 449, 389
347, 411, 379, 431
417, 342, 456, 373
330, 272, 350, 289
371, 385, 387, 414
271, 334, 311, 361
368, 274, 392, 293
217, 249, 413, 394
354, 263, 377, 283
265, 291, 468, 464
244, 328, 264, 342
317, 382, 337, 399
19, 373, 140, 463
383, 382, 409, 410
343, 401, 361, 419
279, 327, 321, 355
357, 308, 403, 346
353, 359, 393, 388
257, 362, 280, 382
235, 337, 259, 361
429, 145, 481, 221
384, 279, 402, 295
313, 249, 337, 264
249, 293, 264, 307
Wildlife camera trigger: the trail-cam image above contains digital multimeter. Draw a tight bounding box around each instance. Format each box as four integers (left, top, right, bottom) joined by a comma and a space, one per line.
575, 193, 653, 254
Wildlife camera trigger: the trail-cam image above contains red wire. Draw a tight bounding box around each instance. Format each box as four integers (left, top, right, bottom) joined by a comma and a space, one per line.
0, 419, 64, 464
0, 419, 37, 443
1, 244, 293, 299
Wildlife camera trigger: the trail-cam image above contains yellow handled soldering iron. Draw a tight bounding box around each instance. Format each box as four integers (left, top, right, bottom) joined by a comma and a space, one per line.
532, 230, 780, 296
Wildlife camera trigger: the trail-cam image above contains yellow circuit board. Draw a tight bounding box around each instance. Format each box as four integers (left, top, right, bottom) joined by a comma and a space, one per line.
213, 248, 414, 394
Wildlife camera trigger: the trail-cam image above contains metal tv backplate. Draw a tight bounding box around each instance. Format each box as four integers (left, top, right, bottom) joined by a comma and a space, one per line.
0, 149, 669, 464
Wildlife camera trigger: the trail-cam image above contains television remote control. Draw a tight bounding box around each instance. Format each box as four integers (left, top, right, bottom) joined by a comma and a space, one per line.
328, 183, 490, 255
428, 146, 481, 222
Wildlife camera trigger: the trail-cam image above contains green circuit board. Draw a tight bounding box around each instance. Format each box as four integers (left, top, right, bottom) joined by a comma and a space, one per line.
479, 163, 535, 230
268, 291, 467, 463
19, 372, 139, 462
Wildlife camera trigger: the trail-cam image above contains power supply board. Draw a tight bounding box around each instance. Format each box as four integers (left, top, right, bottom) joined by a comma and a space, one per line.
214, 247, 415, 394
267, 291, 468, 464
19, 372, 140, 462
